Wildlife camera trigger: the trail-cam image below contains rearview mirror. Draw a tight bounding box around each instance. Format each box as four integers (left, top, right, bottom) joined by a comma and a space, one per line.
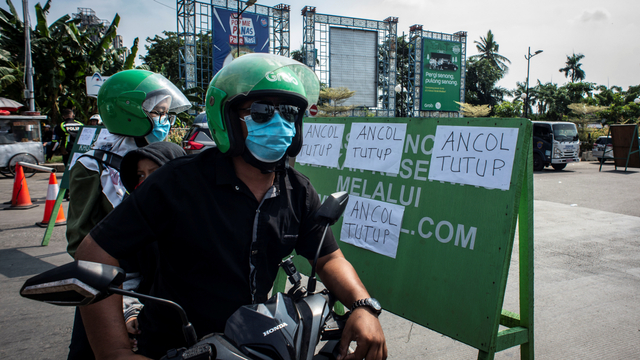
20, 261, 125, 306
313, 191, 349, 227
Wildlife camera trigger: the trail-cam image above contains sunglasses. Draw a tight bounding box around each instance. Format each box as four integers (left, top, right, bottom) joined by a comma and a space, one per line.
240, 101, 301, 123
149, 110, 176, 126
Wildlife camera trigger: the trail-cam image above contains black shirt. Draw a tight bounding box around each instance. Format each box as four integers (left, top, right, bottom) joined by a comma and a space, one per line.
42, 128, 53, 143
62, 120, 83, 150
90, 148, 338, 357
53, 119, 83, 150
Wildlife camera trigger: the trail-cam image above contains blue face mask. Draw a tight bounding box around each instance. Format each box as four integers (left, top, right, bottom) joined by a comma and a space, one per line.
145, 116, 171, 143
243, 111, 295, 163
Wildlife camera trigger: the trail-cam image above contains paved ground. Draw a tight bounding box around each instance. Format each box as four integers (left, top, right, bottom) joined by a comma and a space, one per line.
0, 160, 639, 359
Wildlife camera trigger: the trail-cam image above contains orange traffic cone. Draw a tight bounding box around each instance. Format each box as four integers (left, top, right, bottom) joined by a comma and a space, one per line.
6, 164, 38, 210
36, 172, 66, 227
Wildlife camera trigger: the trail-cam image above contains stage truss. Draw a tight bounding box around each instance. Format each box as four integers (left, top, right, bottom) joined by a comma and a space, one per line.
177, 0, 291, 93
408, 25, 467, 118
302, 7, 398, 117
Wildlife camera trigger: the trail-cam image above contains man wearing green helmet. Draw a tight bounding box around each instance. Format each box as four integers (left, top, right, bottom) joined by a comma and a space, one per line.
66, 69, 191, 359
75, 54, 387, 360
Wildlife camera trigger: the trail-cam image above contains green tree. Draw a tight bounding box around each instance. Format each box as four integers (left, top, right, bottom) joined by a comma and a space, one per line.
291, 44, 320, 66
0, 0, 137, 121
465, 57, 508, 111
559, 53, 586, 83
140, 30, 211, 121
564, 81, 594, 103
0, 48, 24, 102
533, 81, 571, 120
291, 44, 304, 63
594, 85, 623, 106
493, 100, 523, 118
470, 30, 511, 72
140, 31, 182, 83
513, 81, 542, 118
395, 34, 411, 117
594, 85, 640, 124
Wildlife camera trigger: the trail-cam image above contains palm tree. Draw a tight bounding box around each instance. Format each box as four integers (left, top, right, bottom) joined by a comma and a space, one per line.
470, 30, 511, 72
465, 57, 509, 109
559, 53, 586, 83
513, 81, 538, 117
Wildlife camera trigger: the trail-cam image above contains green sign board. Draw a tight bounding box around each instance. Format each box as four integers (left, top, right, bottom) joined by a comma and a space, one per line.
420, 38, 463, 112
294, 117, 533, 357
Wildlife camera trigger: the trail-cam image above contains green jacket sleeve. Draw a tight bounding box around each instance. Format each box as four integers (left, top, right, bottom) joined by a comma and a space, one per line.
65, 161, 114, 258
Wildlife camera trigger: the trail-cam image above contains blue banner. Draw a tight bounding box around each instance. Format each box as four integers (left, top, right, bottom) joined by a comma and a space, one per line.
213, 7, 270, 74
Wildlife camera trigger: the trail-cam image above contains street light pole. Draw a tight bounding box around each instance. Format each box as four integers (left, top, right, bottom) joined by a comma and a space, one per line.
235, 0, 257, 59
523, 47, 542, 119
22, 0, 35, 112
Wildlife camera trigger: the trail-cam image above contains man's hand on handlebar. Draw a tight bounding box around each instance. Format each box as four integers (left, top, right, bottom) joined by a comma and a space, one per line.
126, 317, 141, 351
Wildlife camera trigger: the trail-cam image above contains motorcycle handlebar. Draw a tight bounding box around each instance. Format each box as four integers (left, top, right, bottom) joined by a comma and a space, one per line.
109, 287, 198, 347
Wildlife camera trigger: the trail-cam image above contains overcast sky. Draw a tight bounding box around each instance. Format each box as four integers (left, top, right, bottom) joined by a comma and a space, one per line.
5, 0, 640, 93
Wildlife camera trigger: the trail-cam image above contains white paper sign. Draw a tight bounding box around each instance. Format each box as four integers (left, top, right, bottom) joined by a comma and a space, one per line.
77, 127, 97, 146
296, 123, 344, 167
343, 123, 407, 174
428, 126, 519, 190
340, 195, 405, 259
85, 73, 109, 98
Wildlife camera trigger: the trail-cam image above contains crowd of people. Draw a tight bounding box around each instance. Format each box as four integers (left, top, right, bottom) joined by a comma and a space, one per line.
48, 54, 387, 360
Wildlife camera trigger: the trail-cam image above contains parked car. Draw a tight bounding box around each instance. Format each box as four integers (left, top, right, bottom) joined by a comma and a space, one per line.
0, 115, 46, 178
181, 113, 216, 154
592, 136, 613, 162
593, 135, 640, 162
439, 60, 458, 71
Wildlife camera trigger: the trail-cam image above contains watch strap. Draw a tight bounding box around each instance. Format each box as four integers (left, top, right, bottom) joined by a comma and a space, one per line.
351, 298, 382, 315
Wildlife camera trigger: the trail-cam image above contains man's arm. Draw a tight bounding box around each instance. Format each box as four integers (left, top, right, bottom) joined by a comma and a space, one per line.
315, 249, 387, 360
76, 235, 149, 360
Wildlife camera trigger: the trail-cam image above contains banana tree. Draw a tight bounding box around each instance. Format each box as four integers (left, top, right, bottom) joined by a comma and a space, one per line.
0, 0, 137, 122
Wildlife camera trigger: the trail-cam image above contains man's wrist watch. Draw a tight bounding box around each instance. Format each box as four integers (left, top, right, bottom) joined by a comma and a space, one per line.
351, 298, 382, 316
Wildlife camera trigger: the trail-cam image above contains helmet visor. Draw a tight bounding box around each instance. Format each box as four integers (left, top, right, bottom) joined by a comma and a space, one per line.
136, 74, 192, 114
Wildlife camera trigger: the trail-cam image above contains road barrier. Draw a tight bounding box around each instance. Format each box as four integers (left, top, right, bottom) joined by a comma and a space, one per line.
17, 162, 56, 173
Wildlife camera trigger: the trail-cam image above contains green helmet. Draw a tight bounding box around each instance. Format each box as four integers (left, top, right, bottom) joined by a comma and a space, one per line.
97, 70, 191, 137
205, 53, 320, 157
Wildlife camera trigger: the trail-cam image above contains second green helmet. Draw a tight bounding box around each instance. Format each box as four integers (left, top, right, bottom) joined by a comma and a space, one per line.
97, 69, 191, 137
205, 53, 320, 157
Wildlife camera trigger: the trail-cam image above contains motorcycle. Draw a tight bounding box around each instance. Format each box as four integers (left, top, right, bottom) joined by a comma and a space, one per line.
20, 192, 351, 360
